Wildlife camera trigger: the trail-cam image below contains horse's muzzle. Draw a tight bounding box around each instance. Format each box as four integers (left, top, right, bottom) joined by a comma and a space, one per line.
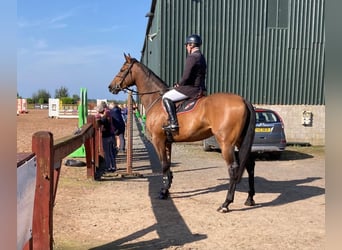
108, 85, 121, 94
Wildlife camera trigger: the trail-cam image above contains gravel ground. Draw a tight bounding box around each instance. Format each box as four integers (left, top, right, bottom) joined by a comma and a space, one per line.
17, 109, 325, 249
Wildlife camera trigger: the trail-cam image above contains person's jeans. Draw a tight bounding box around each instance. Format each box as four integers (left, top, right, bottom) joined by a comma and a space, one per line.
118, 133, 125, 151
102, 136, 116, 170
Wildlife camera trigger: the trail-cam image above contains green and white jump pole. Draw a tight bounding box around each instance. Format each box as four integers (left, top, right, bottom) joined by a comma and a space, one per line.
69, 87, 88, 157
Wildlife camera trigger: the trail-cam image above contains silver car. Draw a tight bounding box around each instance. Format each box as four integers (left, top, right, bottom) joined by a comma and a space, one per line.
203, 108, 287, 159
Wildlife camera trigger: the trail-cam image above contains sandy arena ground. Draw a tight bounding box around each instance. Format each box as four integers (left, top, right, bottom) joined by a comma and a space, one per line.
17, 109, 325, 249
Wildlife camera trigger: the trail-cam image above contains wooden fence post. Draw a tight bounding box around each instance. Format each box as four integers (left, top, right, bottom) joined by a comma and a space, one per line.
127, 91, 133, 174
31, 131, 54, 250
85, 115, 96, 178
29, 120, 96, 248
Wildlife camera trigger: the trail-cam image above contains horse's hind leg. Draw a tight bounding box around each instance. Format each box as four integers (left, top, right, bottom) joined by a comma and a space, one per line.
244, 155, 256, 206
217, 145, 239, 213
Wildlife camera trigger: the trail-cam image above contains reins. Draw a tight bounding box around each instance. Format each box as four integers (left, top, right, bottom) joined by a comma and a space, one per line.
144, 96, 162, 115
124, 87, 163, 115
124, 87, 164, 96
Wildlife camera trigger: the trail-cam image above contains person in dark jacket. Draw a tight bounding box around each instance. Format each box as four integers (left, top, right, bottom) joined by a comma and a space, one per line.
162, 34, 207, 132
120, 104, 128, 124
109, 103, 126, 153
96, 104, 117, 172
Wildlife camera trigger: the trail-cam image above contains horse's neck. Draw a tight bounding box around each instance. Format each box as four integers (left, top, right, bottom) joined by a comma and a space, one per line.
137, 80, 162, 113
134, 64, 166, 111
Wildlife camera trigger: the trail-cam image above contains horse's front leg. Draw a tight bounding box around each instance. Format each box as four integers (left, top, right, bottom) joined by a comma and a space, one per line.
159, 142, 173, 199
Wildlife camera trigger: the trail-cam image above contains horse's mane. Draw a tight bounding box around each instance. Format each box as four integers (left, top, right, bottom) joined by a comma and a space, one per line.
131, 58, 169, 92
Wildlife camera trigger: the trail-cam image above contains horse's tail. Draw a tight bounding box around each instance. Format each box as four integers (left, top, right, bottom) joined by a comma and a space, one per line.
236, 100, 255, 183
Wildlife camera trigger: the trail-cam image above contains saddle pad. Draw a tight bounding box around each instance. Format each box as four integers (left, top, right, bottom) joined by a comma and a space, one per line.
176, 98, 200, 114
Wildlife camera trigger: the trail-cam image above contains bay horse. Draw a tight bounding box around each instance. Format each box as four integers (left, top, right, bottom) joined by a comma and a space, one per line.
108, 54, 256, 213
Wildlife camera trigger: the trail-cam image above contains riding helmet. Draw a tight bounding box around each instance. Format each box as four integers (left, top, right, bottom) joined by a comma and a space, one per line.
185, 34, 202, 46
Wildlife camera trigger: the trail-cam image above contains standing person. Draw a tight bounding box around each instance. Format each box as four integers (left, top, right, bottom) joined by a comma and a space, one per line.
109, 102, 126, 154
120, 103, 128, 124
162, 34, 207, 132
96, 104, 117, 172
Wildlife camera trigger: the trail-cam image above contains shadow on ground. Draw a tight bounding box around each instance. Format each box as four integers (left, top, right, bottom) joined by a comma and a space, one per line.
171, 175, 324, 210
208, 149, 314, 161
89, 117, 324, 249
89, 116, 207, 249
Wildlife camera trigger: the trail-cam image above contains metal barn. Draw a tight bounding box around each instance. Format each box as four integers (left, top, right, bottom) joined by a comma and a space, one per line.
140, 0, 325, 145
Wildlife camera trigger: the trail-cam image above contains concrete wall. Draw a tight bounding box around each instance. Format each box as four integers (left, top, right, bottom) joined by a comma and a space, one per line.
255, 105, 325, 146
137, 103, 325, 146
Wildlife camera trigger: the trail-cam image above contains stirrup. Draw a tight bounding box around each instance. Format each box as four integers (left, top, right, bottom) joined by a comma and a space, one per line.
162, 123, 179, 132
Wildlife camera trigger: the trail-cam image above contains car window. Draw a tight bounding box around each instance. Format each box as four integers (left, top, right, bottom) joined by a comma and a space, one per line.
256, 111, 279, 123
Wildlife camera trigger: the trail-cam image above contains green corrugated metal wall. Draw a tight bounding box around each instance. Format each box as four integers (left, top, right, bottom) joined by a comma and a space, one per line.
141, 0, 325, 105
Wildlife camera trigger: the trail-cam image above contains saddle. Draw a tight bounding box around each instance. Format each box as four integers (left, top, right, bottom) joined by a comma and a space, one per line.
163, 96, 203, 142
163, 94, 204, 142
175, 95, 204, 114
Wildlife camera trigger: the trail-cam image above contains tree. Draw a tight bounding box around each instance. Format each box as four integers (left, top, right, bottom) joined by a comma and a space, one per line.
26, 98, 33, 104
72, 94, 80, 101
55, 86, 69, 98
60, 97, 75, 104
32, 89, 51, 104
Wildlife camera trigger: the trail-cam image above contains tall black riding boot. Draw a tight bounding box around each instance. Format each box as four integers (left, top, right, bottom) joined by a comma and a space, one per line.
162, 98, 179, 132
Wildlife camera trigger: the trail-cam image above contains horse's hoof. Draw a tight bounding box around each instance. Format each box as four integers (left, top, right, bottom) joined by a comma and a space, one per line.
217, 206, 229, 213
159, 189, 169, 200
244, 198, 256, 206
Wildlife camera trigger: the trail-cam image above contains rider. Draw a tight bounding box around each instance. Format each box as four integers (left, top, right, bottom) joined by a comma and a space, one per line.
162, 34, 207, 132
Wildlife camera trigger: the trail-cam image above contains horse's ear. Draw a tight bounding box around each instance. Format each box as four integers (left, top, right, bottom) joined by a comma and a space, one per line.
124, 53, 132, 62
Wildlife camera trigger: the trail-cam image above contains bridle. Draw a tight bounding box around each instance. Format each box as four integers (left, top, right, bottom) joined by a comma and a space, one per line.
113, 60, 136, 92
113, 59, 169, 114
114, 60, 166, 96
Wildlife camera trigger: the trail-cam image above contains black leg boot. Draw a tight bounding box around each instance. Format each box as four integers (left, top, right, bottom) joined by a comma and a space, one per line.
162, 98, 179, 132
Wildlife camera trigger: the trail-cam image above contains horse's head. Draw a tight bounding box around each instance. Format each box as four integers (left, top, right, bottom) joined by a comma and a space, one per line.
108, 53, 137, 94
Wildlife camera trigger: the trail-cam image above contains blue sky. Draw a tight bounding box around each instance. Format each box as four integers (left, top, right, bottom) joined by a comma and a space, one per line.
17, 0, 151, 101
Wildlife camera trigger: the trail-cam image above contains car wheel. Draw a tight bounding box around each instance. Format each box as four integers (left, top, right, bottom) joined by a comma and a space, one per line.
203, 139, 211, 151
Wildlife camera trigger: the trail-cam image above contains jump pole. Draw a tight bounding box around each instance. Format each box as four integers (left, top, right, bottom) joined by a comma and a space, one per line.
69, 87, 87, 157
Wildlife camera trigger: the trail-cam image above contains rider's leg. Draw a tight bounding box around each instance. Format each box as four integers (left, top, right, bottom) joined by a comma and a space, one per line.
162, 89, 188, 131
162, 98, 179, 131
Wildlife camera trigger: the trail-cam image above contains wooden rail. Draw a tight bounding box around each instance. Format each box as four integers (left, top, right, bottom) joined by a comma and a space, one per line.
30, 115, 99, 249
